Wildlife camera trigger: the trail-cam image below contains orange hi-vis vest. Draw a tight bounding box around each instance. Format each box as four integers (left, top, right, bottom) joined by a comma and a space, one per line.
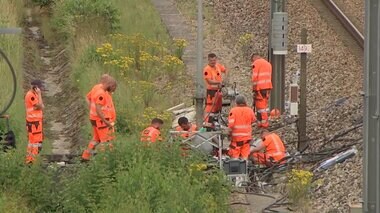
89, 86, 115, 121
262, 133, 286, 162
175, 124, 197, 139
203, 63, 226, 90
141, 126, 162, 143
88, 84, 103, 120
252, 58, 272, 91
106, 92, 116, 122
25, 90, 42, 122
228, 106, 256, 142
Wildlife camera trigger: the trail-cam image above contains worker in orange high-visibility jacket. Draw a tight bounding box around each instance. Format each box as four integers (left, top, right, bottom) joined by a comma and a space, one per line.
86, 74, 111, 110
141, 118, 164, 143
227, 95, 256, 160
250, 129, 286, 166
175, 117, 197, 155
175, 117, 197, 139
25, 80, 46, 164
251, 53, 272, 128
82, 76, 117, 161
203, 53, 226, 123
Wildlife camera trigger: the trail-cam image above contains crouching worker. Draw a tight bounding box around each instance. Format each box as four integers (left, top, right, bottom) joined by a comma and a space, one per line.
175, 117, 197, 156
227, 95, 256, 160
82, 76, 117, 161
175, 117, 197, 139
250, 130, 286, 166
141, 118, 164, 143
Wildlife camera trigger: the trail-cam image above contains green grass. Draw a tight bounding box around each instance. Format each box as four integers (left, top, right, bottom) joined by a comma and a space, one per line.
0, 0, 25, 148
66, 0, 186, 137
0, 0, 230, 212
115, 0, 170, 41
0, 137, 230, 213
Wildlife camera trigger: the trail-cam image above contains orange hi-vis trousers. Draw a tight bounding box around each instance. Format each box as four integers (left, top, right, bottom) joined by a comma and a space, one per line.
252, 152, 286, 166
25, 120, 43, 164
205, 89, 223, 114
228, 140, 250, 159
82, 119, 115, 160
253, 90, 270, 128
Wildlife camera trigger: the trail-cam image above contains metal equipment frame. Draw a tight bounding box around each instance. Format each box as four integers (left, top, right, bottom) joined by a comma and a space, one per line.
168, 130, 224, 169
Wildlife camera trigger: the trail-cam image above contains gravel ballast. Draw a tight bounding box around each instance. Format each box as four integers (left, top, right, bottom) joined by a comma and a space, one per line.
174, 0, 365, 211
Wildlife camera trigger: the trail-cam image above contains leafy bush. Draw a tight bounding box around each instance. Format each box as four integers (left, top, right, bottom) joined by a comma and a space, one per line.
60, 139, 229, 213
0, 138, 230, 212
51, 0, 120, 40
237, 33, 254, 61
0, 150, 57, 212
89, 34, 185, 133
95, 34, 184, 81
286, 169, 319, 209
172, 38, 188, 60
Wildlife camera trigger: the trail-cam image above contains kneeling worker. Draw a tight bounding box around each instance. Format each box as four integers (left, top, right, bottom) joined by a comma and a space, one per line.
250, 130, 286, 166
175, 117, 198, 155
140, 118, 164, 143
175, 117, 197, 139
227, 95, 256, 160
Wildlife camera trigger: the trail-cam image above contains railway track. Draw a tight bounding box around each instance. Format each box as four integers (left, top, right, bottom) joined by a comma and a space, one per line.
322, 0, 364, 49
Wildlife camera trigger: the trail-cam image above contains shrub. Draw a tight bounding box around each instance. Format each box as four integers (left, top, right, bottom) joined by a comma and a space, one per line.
172, 38, 188, 60
51, 0, 120, 40
95, 34, 184, 81
0, 138, 230, 212
237, 33, 254, 61
286, 169, 318, 209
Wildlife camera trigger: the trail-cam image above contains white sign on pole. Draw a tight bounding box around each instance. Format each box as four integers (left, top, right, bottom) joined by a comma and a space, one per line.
297, 44, 312, 53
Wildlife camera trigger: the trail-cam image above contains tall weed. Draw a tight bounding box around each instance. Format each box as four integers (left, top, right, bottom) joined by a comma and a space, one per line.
51, 0, 120, 40
60, 138, 229, 213
0, 139, 230, 213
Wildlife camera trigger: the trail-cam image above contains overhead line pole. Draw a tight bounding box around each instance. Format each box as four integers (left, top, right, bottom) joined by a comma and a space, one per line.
195, 0, 204, 128
269, 0, 287, 114
297, 29, 308, 151
363, 0, 380, 212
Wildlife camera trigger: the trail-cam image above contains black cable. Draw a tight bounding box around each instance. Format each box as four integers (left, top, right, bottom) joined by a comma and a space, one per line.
231, 190, 277, 199
229, 202, 250, 206
263, 195, 288, 212
0, 48, 17, 115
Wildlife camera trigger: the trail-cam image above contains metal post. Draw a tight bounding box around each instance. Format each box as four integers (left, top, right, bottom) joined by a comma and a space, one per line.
364, 0, 380, 212
218, 134, 222, 169
297, 29, 308, 151
269, 0, 286, 114
195, 0, 204, 128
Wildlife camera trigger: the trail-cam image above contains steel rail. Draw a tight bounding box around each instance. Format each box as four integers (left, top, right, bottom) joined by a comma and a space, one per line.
322, 0, 364, 49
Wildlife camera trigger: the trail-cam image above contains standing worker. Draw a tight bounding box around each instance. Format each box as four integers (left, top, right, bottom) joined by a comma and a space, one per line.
25, 80, 46, 164
140, 118, 164, 143
227, 95, 256, 160
82, 76, 117, 161
251, 53, 272, 128
250, 129, 286, 166
203, 53, 227, 123
86, 74, 111, 109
